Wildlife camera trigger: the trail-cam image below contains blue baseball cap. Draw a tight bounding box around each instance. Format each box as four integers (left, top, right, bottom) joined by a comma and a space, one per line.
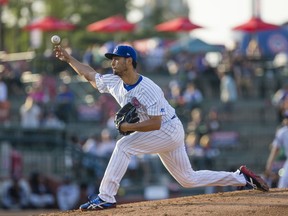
105, 45, 137, 62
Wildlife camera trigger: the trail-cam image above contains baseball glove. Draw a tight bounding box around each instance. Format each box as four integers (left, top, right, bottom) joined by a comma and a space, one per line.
114, 102, 139, 136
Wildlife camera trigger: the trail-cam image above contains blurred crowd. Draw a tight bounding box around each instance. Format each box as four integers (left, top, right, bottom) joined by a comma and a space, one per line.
0, 128, 163, 210
0, 171, 83, 211
0, 39, 286, 127
0, 39, 288, 210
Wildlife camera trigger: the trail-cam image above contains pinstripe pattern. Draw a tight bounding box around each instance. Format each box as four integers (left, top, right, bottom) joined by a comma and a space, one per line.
95, 73, 247, 203
96, 74, 174, 123
272, 126, 288, 188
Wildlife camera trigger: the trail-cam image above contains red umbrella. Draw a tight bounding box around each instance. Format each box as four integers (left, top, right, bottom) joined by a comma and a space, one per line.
87, 15, 135, 32
232, 16, 279, 32
155, 17, 202, 32
233, 17, 280, 59
0, 0, 8, 5
24, 16, 75, 31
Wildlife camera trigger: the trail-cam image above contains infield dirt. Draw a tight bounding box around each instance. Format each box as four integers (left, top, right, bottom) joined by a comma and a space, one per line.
1, 188, 287, 216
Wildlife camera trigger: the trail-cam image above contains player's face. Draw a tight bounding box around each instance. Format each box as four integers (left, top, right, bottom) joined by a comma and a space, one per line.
111, 57, 128, 77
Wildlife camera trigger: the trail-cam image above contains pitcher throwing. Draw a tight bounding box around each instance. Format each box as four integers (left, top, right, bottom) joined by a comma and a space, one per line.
54, 44, 269, 211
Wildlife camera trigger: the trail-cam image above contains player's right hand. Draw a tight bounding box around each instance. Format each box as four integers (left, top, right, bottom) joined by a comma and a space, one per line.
54, 46, 70, 63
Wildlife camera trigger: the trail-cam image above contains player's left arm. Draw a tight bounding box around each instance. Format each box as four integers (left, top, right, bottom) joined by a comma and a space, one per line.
265, 144, 280, 175
120, 115, 161, 132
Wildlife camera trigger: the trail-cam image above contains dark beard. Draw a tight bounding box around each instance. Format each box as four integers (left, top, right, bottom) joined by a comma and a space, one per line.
113, 70, 120, 76
113, 70, 122, 77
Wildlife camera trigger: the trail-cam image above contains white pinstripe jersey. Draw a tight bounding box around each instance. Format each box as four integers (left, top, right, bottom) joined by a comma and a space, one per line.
272, 125, 288, 158
95, 73, 176, 124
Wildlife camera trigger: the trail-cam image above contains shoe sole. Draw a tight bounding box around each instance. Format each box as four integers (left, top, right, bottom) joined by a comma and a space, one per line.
80, 204, 117, 211
240, 165, 269, 192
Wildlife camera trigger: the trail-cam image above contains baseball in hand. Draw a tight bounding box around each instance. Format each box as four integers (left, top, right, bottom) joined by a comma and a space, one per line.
51, 35, 61, 45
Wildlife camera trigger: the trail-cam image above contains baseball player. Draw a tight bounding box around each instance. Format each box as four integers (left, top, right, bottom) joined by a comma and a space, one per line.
54, 44, 269, 211
265, 111, 288, 188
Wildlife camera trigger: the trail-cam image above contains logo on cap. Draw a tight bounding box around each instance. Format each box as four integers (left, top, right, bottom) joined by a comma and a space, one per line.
113, 47, 118, 53
105, 45, 137, 62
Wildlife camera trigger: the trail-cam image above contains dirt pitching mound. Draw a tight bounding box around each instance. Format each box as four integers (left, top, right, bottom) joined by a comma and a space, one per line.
39, 188, 287, 216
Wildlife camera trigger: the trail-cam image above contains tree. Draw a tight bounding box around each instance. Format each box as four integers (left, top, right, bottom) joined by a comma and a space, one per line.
2, 0, 130, 52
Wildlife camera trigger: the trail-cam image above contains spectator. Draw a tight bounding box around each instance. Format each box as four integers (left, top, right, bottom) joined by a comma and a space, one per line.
56, 175, 80, 210
55, 84, 75, 123
28, 172, 55, 209
10, 147, 23, 180
219, 71, 238, 121
19, 96, 42, 128
186, 108, 222, 175
205, 108, 221, 133
182, 82, 203, 112
0, 74, 10, 123
9, 60, 26, 95
186, 108, 221, 158
77, 100, 102, 122
83, 45, 94, 66
98, 94, 118, 125
40, 72, 57, 102
81, 134, 104, 180
91, 44, 104, 69
202, 64, 220, 98
233, 61, 254, 98
167, 81, 185, 114
1, 176, 30, 210
82, 134, 100, 156
28, 82, 48, 106
97, 128, 116, 158
106, 111, 119, 138
145, 41, 165, 72
0, 74, 8, 102
65, 135, 84, 179
186, 108, 208, 148
42, 111, 65, 129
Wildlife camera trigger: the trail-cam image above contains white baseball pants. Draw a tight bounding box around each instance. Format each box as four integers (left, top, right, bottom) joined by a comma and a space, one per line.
99, 118, 246, 203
